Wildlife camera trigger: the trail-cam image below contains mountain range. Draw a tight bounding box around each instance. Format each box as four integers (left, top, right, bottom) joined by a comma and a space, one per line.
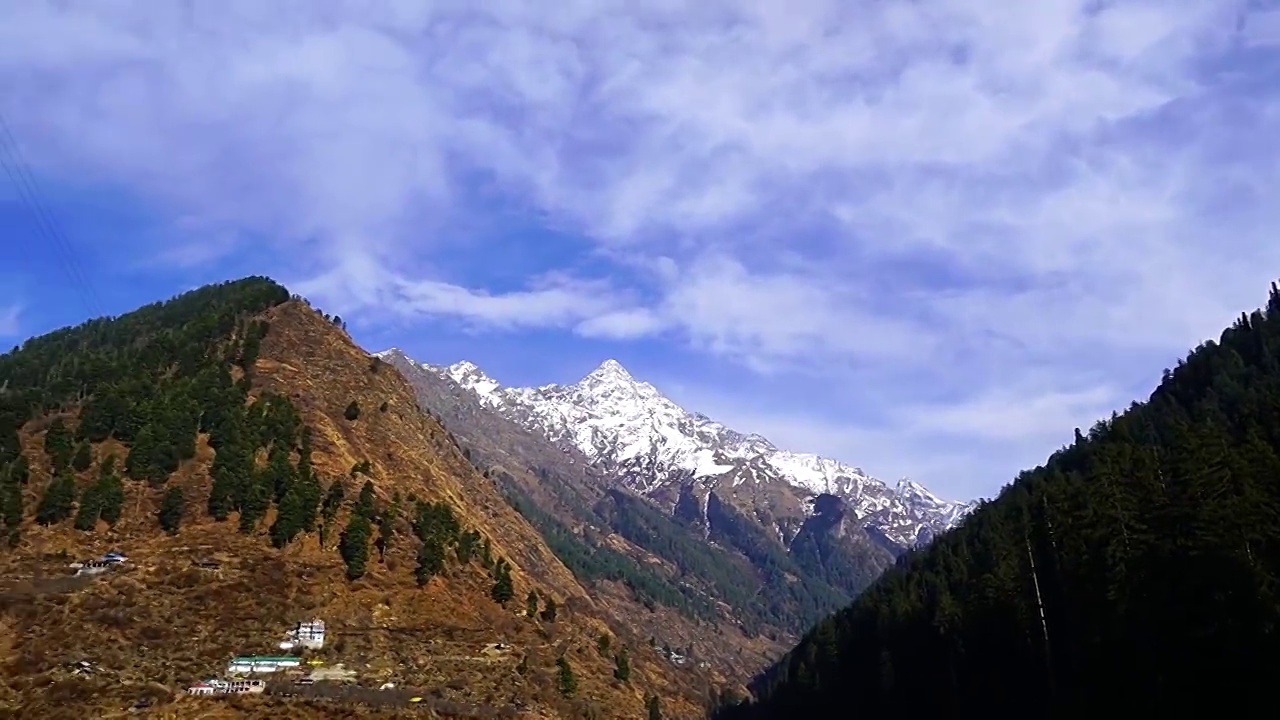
375, 348, 974, 675
379, 351, 972, 552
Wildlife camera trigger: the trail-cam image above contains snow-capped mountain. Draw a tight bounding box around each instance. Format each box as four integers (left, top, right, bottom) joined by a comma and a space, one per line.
380, 350, 975, 549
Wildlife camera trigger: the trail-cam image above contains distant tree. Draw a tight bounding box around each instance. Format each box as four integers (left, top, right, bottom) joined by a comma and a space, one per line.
35, 469, 76, 525
73, 481, 102, 531
319, 478, 345, 547
379, 400, 389, 412
95, 454, 124, 525
526, 590, 539, 618
356, 480, 376, 518
646, 694, 662, 720
597, 633, 612, 656
614, 648, 631, 682
158, 486, 185, 534
375, 511, 394, 561
343, 400, 360, 421
43, 418, 74, 472
0, 465, 23, 534
556, 656, 577, 698
491, 559, 515, 605
340, 511, 372, 580
415, 538, 446, 585
71, 441, 92, 471
541, 596, 559, 623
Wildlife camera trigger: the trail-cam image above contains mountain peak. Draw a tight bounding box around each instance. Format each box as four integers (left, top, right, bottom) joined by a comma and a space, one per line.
449, 359, 483, 375
584, 358, 635, 383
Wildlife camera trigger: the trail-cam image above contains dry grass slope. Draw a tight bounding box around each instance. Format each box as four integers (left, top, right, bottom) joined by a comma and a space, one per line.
0, 301, 713, 719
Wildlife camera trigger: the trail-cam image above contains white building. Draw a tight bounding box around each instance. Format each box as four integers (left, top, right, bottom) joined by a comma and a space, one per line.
227, 656, 301, 674
295, 619, 325, 650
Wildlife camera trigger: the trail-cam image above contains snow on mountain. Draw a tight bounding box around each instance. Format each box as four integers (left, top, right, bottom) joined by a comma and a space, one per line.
377, 350, 975, 548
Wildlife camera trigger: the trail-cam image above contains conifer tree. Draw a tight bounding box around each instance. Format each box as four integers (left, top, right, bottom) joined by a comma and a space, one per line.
491, 558, 515, 604
646, 694, 662, 720
35, 468, 76, 525
340, 511, 372, 580
158, 486, 185, 534
43, 418, 74, 472
541, 596, 558, 622
526, 589, 539, 618
416, 538, 445, 585
614, 647, 631, 682
73, 482, 101, 531
95, 454, 124, 525
556, 656, 577, 698
344, 400, 360, 421
71, 441, 92, 471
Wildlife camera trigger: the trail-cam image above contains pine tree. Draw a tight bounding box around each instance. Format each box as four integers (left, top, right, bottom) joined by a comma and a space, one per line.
238, 471, 271, 533
614, 647, 631, 682
646, 694, 662, 720
344, 400, 360, 421
526, 590, 539, 618
71, 441, 92, 471
73, 482, 102, 531
376, 501, 398, 562
491, 559, 515, 604
356, 480, 376, 518
158, 486, 185, 534
43, 417, 74, 472
95, 455, 124, 525
319, 478, 345, 547
35, 469, 76, 525
541, 596, 558, 622
340, 511, 372, 580
598, 633, 612, 655
556, 656, 577, 698
416, 538, 445, 585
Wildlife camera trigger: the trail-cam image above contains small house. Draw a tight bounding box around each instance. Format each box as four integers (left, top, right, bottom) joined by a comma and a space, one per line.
187, 683, 217, 695
101, 551, 128, 563
227, 679, 266, 694
295, 619, 325, 649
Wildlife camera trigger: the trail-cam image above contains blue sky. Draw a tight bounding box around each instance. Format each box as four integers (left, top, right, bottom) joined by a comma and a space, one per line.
3, 1, 1280, 502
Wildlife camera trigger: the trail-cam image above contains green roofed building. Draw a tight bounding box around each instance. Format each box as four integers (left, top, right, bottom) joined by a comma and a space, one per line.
226, 655, 302, 674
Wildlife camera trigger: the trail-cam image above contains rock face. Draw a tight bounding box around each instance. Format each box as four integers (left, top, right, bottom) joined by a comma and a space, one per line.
378, 351, 974, 552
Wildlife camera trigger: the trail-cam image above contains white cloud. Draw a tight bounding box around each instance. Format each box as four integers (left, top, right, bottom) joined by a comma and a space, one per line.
0, 0, 1276, 497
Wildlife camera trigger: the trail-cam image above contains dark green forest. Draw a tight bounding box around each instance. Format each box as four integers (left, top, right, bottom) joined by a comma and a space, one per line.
715, 282, 1280, 717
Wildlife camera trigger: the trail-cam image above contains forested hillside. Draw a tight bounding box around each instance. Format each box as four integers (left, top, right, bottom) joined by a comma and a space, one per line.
715, 282, 1280, 717
0, 278, 716, 718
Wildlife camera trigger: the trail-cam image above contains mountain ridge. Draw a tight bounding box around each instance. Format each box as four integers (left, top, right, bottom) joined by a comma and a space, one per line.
376, 350, 973, 550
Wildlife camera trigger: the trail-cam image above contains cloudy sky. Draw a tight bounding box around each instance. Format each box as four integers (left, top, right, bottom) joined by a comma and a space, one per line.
2, 0, 1279, 501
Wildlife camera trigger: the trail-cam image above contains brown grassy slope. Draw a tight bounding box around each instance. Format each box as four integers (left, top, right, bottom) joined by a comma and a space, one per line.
0, 300, 713, 720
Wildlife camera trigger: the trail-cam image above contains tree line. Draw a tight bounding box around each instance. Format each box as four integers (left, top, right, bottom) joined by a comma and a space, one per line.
715, 283, 1280, 716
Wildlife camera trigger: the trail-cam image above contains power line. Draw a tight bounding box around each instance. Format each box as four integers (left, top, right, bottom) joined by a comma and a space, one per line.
0, 113, 101, 318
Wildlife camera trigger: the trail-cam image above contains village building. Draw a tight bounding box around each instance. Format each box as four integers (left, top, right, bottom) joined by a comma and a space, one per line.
226, 655, 301, 674
186, 683, 217, 695
294, 619, 325, 649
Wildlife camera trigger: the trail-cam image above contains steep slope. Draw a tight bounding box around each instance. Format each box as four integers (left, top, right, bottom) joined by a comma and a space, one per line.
0, 278, 712, 720
375, 353, 794, 679
715, 284, 1280, 717
378, 351, 918, 653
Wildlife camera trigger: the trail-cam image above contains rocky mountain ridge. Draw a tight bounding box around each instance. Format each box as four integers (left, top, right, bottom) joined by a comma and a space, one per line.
377, 351, 973, 551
